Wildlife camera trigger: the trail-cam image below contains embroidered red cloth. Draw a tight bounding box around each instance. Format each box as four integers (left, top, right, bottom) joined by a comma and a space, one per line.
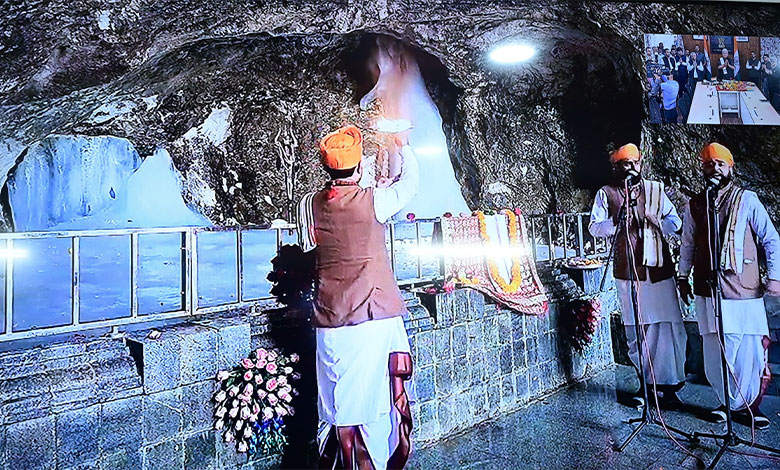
440, 212, 548, 315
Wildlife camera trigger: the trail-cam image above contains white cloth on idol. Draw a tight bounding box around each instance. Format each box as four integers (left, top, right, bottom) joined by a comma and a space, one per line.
617, 278, 687, 385
316, 316, 410, 470
695, 295, 768, 410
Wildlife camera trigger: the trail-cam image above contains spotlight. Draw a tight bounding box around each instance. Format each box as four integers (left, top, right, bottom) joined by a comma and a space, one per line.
488, 43, 536, 64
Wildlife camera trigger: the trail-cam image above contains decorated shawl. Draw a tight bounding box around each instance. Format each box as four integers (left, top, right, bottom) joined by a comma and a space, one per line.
440, 210, 548, 315
718, 184, 746, 274
642, 180, 665, 267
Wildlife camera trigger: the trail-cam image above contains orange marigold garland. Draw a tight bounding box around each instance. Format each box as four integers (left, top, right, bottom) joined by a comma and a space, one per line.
476, 210, 523, 294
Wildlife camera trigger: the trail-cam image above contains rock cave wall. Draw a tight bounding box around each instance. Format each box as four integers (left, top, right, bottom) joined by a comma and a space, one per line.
1, 1, 780, 228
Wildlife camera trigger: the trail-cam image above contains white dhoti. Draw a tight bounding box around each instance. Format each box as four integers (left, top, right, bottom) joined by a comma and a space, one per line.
316, 316, 411, 469
695, 295, 769, 411
617, 277, 687, 386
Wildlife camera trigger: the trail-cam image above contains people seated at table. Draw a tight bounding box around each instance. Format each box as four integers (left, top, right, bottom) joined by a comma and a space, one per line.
718, 48, 735, 81
745, 51, 762, 88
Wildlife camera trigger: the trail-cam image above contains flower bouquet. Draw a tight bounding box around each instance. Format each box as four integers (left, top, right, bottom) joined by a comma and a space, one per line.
213, 348, 301, 456
715, 81, 749, 92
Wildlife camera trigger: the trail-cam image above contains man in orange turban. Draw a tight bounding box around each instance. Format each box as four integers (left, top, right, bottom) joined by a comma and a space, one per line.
297, 124, 420, 469
678, 142, 780, 429
590, 143, 687, 409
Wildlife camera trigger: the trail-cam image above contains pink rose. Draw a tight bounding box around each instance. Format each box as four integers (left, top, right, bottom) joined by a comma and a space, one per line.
256, 359, 267, 369
254, 375, 263, 384
443, 212, 453, 218
267, 393, 279, 406
289, 353, 300, 363
241, 358, 254, 369
256, 348, 269, 360
243, 371, 253, 381
406, 213, 415, 221
266, 378, 278, 391
266, 363, 278, 374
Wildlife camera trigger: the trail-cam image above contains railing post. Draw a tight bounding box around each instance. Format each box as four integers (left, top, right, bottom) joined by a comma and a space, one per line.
547, 215, 555, 262
71, 237, 80, 327
530, 217, 537, 263
562, 214, 568, 260
190, 229, 199, 315
236, 229, 243, 303
5, 239, 14, 335
389, 223, 396, 274
181, 231, 190, 313
130, 233, 139, 319
416, 222, 422, 280
577, 214, 585, 257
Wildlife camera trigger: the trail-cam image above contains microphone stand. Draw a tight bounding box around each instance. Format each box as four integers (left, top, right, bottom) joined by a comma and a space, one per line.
610, 179, 694, 452
691, 185, 780, 469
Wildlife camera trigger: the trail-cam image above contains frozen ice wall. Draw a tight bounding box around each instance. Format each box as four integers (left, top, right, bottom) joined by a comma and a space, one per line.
360, 37, 470, 219
7, 135, 141, 231
7, 136, 210, 231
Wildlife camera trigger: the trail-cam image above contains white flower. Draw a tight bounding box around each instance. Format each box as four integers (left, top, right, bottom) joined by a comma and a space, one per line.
215, 407, 227, 418
244, 384, 254, 396
216, 370, 230, 381
267, 393, 278, 406
256, 389, 267, 399
237, 441, 247, 453
249, 413, 258, 422
254, 375, 263, 384
214, 419, 224, 430
284, 367, 293, 375
229, 407, 239, 418
275, 405, 288, 417
267, 350, 278, 361
240, 407, 251, 420
244, 426, 253, 438
235, 419, 243, 431
263, 407, 274, 420
214, 390, 227, 402
232, 399, 239, 408
228, 385, 240, 397
224, 431, 234, 443
277, 376, 288, 385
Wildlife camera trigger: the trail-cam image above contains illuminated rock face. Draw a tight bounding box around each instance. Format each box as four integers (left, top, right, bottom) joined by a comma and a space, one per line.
1, 2, 780, 226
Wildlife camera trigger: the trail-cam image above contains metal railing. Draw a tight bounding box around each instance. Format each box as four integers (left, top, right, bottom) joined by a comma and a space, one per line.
0, 212, 604, 342
527, 212, 609, 263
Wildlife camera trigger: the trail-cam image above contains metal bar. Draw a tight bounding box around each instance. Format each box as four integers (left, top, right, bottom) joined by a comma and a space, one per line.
530, 217, 537, 263
577, 215, 585, 257
0, 224, 305, 241
389, 224, 396, 273
190, 229, 199, 315
5, 239, 14, 335
562, 214, 568, 260
72, 237, 80, 327
416, 222, 422, 280
0, 309, 191, 342
236, 229, 243, 303
130, 233, 139, 319
181, 231, 189, 313
547, 215, 555, 262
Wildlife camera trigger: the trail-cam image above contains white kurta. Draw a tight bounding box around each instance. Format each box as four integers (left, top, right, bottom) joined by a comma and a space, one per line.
589, 182, 686, 386
300, 146, 420, 468
679, 190, 780, 410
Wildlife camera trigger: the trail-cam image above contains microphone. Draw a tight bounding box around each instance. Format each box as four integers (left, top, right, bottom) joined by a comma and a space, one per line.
623, 169, 640, 185
705, 176, 721, 189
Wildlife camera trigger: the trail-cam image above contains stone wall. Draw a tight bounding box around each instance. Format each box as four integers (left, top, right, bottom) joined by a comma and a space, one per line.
0, 273, 617, 470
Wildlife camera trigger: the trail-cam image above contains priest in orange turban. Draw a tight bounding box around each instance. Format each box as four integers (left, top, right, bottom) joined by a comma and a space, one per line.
678, 142, 780, 429
589, 143, 687, 409
297, 124, 420, 469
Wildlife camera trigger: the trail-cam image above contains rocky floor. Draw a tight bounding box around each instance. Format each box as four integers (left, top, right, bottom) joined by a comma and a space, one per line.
408, 365, 780, 470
